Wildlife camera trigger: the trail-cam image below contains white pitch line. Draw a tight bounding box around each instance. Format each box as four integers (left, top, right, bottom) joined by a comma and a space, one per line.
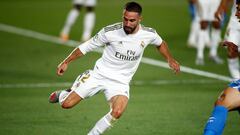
141, 57, 232, 82
0, 23, 77, 47
0, 82, 72, 89
132, 79, 224, 85
0, 79, 224, 89
0, 23, 232, 82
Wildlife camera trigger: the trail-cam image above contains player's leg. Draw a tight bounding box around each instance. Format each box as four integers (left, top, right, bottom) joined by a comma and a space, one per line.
187, 1, 198, 48
227, 56, 240, 80
60, 0, 83, 42
49, 89, 70, 103
81, 0, 97, 41
224, 28, 240, 80
208, 0, 223, 64
88, 95, 128, 135
203, 80, 240, 135
49, 88, 83, 108
209, 21, 223, 64
88, 81, 129, 135
109, 95, 129, 119
226, 42, 239, 80
81, 6, 95, 41
196, 20, 208, 65
61, 91, 83, 109
196, 0, 210, 65
188, 18, 200, 48
49, 70, 99, 109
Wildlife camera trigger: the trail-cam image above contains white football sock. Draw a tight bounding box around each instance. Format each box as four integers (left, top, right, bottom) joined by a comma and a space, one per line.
227, 58, 240, 80
61, 9, 80, 35
204, 27, 211, 48
188, 20, 199, 46
210, 29, 221, 57
82, 12, 95, 41
59, 90, 70, 105
88, 112, 116, 135
197, 30, 208, 59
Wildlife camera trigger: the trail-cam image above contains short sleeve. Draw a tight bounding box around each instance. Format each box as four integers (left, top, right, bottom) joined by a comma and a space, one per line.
150, 31, 163, 46
78, 28, 108, 54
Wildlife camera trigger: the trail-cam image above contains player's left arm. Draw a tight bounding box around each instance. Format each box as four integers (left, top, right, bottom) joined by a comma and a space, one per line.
222, 41, 239, 57
157, 41, 180, 74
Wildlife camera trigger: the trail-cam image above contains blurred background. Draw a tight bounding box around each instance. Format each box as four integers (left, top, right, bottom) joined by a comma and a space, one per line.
0, 0, 239, 135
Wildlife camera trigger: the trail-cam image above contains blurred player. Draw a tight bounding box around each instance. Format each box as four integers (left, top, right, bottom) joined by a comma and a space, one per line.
187, 0, 200, 48
49, 2, 180, 135
236, 0, 240, 20
60, 0, 97, 42
203, 80, 240, 135
195, 0, 224, 65
203, 1, 240, 135
215, 0, 240, 80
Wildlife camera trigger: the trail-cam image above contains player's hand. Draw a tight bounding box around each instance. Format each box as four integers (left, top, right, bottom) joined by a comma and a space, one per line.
57, 61, 68, 76
214, 11, 222, 22
214, 8, 224, 22
168, 58, 180, 74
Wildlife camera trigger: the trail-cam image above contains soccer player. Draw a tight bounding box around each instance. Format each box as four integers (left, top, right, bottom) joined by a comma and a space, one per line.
194, 0, 224, 65
60, 0, 97, 42
203, 1, 240, 135
236, 0, 240, 20
203, 80, 240, 135
215, 0, 240, 80
49, 2, 180, 135
187, 0, 201, 48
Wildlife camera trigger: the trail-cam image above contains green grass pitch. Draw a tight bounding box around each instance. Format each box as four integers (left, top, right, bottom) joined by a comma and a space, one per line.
0, 0, 239, 134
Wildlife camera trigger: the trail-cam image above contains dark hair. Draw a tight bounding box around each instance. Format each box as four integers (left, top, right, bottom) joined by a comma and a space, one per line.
237, 0, 240, 4
124, 2, 142, 15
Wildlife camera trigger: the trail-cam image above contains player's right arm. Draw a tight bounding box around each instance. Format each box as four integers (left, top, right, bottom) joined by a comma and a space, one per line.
215, 0, 233, 21
57, 28, 108, 76
57, 48, 84, 76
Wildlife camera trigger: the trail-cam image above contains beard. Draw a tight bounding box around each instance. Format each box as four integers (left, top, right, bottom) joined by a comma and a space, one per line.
123, 26, 136, 34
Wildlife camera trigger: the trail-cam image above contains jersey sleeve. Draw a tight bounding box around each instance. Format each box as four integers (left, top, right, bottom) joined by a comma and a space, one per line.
150, 31, 163, 46
78, 28, 108, 55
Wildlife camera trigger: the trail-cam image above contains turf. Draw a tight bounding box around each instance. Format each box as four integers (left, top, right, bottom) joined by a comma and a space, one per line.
0, 0, 239, 135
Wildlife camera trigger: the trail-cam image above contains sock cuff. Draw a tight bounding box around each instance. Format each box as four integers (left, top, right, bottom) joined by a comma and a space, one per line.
215, 105, 227, 110
214, 105, 228, 112
71, 8, 80, 13
105, 113, 117, 126
85, 12, 95, 16
227, 57, 239, 63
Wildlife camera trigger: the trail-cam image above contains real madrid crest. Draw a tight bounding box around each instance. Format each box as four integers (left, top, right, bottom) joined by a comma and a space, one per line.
140, 41, 145, 48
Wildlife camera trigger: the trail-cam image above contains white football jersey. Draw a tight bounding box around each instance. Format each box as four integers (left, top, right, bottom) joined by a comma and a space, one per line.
79, 22, 163, 84
224, 1, 240, 48
228, 2, 240, 30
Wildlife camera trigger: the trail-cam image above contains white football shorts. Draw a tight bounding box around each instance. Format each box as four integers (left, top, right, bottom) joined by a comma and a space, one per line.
73, 0, 97, 6
71, 70, 130, 101
197, 0, 221, 21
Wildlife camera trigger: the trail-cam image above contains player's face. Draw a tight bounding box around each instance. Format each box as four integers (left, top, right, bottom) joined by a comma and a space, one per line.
236, 4, 240, 22
122, 10, 142, 34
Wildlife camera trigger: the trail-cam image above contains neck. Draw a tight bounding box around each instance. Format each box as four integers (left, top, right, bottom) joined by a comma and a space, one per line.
135, 24, 141, 33
130, 24, 140, 35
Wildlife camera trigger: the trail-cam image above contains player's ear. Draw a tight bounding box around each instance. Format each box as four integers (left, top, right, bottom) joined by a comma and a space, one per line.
139, 16, 143, 22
